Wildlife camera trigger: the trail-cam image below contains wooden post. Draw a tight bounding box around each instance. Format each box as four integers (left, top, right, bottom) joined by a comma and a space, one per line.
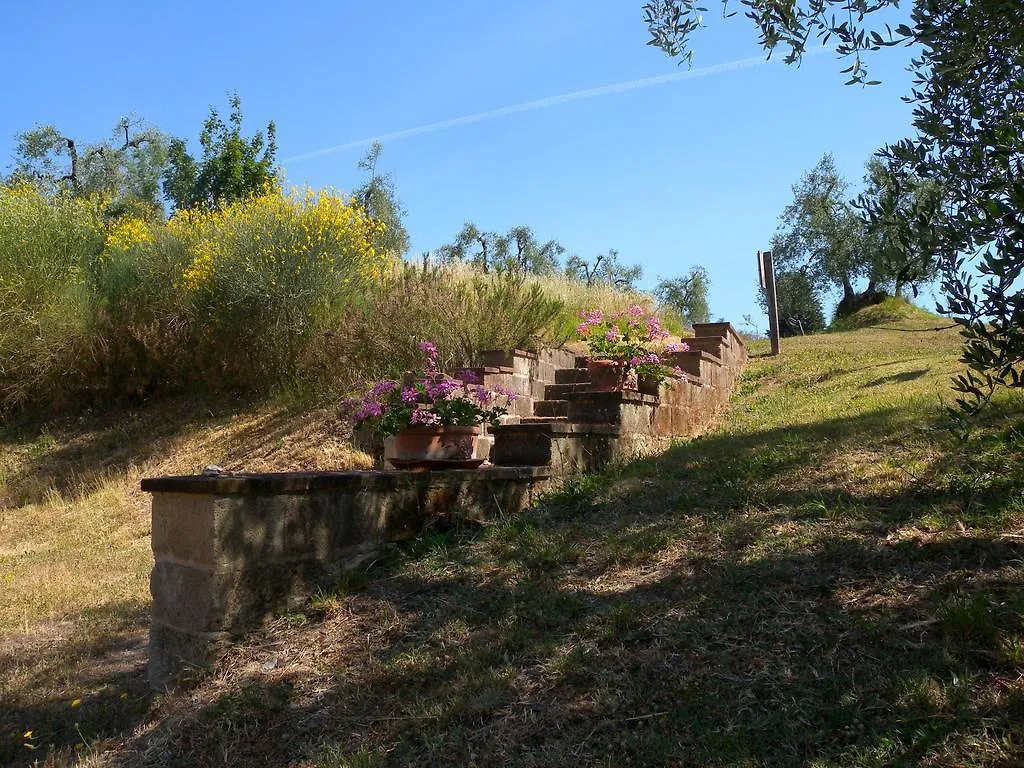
758, 250, 781, 356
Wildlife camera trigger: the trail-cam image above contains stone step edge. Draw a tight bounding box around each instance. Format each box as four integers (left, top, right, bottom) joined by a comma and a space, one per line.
491, 422, 625, 436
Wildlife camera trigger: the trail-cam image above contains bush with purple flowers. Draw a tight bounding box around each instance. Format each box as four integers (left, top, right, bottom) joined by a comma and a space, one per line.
345, 341, 514, 437
577, 306, 690, 386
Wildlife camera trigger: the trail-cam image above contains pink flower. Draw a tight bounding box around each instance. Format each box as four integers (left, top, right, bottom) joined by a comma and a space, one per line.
629, 305, 644, 317
664, 342, 690, 353
410, 408, 440, 426
401, 387, 419, 403
645, 316, 663, 341
605, 327, 622, 341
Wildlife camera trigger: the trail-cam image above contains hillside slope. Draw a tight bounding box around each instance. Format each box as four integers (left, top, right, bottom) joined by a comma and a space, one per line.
3, 316, 1024, 767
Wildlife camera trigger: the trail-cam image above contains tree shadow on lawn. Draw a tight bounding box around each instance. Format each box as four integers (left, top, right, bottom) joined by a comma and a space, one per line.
107, 535, 1024, 767
0, 600, 151, 767
1, 393, 346, 504
101, 403, 1024, 766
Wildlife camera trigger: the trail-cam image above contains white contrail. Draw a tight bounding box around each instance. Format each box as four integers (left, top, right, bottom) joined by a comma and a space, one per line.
283, 48, 830, 163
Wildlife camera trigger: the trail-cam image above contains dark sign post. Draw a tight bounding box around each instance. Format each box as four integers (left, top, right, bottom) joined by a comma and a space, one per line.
758, 250, 781, 356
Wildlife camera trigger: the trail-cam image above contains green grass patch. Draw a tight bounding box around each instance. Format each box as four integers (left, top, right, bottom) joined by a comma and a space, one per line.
4, 318, 1024, 767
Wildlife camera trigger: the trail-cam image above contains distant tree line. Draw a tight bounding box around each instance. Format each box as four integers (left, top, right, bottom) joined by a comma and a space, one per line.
7, 93, 712, 329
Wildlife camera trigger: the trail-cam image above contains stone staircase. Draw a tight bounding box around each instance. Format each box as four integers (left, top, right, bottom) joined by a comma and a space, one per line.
479, 323, 748, 476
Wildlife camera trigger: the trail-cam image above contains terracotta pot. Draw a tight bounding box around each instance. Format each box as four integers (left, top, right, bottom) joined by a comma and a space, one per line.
392, 425, 480, 467
586, 359, 638, 392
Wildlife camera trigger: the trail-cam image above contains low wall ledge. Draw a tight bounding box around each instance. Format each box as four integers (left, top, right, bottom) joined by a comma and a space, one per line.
141, 466, 552, 495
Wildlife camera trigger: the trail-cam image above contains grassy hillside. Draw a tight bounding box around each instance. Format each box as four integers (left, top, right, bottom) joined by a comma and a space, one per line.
2, 312, 1023, 766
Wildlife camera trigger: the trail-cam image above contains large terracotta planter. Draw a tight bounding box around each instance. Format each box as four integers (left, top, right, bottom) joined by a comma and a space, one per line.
586, 359, 638, 392
391, 425, 481, 469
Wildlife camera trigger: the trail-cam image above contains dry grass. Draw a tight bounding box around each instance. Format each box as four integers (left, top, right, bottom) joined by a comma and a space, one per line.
0, 396, 371, 632
3, 307, 1024, 766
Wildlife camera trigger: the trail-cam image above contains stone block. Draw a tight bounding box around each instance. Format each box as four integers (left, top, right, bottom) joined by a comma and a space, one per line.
490, 430, 553, 466
152, 493, 216, 566
149, 621, 230, 690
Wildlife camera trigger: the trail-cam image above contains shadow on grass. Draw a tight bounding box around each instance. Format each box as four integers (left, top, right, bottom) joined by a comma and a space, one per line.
17, 402, 1024, 766
0, 393, 337, 504
0, 601, 151, 767
863, 369, 930, 388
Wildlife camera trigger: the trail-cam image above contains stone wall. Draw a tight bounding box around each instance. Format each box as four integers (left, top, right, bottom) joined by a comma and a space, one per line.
144, 468, 550, 688
143, 326, 748, 689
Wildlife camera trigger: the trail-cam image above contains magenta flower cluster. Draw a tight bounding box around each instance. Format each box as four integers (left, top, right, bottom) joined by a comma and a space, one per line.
345, 342, 514, 437
576, 306, 690, 387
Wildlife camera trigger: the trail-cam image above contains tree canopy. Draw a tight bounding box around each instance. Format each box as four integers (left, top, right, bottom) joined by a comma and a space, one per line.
643, 0, 1024, 412
9, 118, 170, 218
655, 266, 710, 326
163, 93, 277, 211
354, 142, 410, 258
438, 223, 564, 275
565, 249, 643, 290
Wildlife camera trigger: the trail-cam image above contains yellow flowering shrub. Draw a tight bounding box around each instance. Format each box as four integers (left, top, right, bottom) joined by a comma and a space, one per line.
0, 182, 106, 408
161, 186, 391, 384
103, 216, 152, 254
168, 186, 387, 294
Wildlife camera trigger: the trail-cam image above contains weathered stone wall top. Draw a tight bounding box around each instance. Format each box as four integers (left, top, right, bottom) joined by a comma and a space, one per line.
141, 467, 549, 495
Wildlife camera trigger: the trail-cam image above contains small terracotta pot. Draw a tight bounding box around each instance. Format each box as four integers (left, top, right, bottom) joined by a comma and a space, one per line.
392, 425, 480, 465
586, 359, 638, 392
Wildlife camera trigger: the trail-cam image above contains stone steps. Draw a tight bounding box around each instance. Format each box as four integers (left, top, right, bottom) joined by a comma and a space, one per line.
554, 367, 590, 384
534, 399, 569, 418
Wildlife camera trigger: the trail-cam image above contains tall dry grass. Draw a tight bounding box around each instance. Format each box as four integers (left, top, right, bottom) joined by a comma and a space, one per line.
0, 183, 662, 411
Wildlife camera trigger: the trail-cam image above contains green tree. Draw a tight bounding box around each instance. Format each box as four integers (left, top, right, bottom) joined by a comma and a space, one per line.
565, 248, 643, 290
505, 226, 564, 275
437, 222, 506, 273
163, 93, 277, 211
771, 154, 883, 317
760, 270, 826, 337
858, 158, 944, 300
654, 266, 710, 326
354, 142, 410, 257
642, 0, 1024, 413
438, 223, 563, 275
9, 117, 170, 218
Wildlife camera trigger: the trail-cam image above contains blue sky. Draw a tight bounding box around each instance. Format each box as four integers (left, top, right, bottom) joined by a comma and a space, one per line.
0, 1, 922, 328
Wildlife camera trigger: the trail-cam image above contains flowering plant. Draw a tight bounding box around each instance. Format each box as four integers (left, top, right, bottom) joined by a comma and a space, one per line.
577, 306, 690, 386
346, 342, 515, 437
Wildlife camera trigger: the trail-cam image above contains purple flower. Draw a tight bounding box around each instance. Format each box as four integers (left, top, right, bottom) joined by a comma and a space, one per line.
672, 366, 685, 378
629, 304, 644, 317
419, 341, 439, 373
355, 402, 383, 421
426, 378, 459, 401
605, 326, 622, 341
401, 387, 419, 403
492, 384, 517, 401
369, 379, 398, 398
473, 385, 495, 405
457, 368, 482, 384
664, 342, 689, 353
